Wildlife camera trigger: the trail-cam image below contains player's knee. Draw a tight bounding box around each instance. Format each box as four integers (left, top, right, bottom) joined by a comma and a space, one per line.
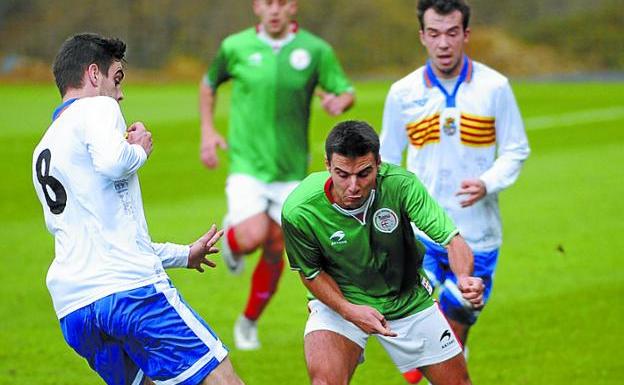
263, 227, 285, 258
236, 225, 269, 250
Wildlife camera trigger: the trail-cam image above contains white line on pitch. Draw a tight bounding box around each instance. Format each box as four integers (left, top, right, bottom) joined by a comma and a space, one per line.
525, 106, 624, 130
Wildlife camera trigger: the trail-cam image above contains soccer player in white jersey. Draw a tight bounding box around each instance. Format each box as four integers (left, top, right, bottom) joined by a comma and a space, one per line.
379, 1, 530, 383
32, 33, 244, 385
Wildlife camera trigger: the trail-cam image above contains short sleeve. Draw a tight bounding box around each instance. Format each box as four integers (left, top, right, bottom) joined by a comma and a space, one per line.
204, 43, 231, 91
282, 214, 324, 279
317, 44, 353, 95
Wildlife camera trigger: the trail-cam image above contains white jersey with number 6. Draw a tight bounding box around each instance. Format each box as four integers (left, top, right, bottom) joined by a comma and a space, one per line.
32, 96, 189, 319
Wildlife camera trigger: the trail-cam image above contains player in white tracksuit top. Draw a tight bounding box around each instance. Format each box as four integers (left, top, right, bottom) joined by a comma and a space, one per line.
32, 33, 244, 385
379, 1, 529, 383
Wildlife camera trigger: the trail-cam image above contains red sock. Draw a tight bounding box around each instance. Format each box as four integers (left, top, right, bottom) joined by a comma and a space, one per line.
403, 369, 423, 384
243, 256, 284, 321
226, 227, 242, 254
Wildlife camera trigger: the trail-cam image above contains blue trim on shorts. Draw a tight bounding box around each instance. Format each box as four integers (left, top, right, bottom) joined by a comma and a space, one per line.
418, 236, 499, 325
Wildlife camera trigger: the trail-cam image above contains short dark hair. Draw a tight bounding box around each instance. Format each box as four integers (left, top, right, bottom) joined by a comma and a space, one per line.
52, 33, 126, 96
417, 0, 471, 31
325, 120, 380, 164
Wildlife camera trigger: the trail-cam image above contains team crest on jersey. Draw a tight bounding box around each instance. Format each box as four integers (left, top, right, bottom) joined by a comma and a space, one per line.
442, 116, 457, 136
248, 52, 262, 66
373, 208, 398, 233
329, 230, 347, 246
290, 48, 311, 70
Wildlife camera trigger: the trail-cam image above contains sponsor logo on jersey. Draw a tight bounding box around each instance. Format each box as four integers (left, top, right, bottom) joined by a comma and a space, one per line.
248, 52, 262, 66
329, 230, 347, 246
373, 208, 399, 233
290, 48, 311, 70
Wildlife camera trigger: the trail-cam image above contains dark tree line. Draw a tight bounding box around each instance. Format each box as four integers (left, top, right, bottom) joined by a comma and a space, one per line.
0, 0, 621, 75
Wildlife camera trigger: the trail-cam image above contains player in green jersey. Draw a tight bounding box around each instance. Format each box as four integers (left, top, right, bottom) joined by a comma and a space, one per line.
282, 120, 484, 385
198, 0, 354, 351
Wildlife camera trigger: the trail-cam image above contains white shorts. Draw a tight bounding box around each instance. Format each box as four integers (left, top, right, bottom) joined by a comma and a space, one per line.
225, 174, 300, 225
304, 300, 462, 373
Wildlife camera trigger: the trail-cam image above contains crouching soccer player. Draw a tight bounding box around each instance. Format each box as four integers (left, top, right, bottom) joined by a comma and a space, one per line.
281, 120, 484, 385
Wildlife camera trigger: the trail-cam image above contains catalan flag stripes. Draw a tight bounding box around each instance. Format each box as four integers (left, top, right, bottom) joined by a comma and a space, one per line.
460, 113, 495, 147
405, 114, 440, 148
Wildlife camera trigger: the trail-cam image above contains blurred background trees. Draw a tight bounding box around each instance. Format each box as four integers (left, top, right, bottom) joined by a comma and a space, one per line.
0, 0, 622, 80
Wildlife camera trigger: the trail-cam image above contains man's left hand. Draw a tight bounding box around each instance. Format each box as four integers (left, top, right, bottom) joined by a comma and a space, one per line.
457, 276, 485, 308
317, 90, 350, 116
188, 225, 223, 272
456, 179, 486, 207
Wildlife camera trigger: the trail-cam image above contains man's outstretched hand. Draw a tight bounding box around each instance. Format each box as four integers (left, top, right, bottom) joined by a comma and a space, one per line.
188, 225, 224, 272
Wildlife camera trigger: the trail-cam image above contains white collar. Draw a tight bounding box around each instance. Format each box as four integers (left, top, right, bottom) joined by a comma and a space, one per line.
332, 189, 376, 226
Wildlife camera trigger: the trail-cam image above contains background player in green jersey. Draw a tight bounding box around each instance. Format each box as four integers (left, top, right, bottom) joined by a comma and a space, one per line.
282, 121, 484, 385
198, 0, 354, 351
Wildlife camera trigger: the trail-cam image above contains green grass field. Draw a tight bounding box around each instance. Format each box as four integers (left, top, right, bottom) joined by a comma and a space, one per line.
1, 80, 623, 385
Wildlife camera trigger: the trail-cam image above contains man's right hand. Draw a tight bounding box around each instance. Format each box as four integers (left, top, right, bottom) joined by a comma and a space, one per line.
342, 303, 398, 337
200, 130, 227, 168
126, 122, 153, 157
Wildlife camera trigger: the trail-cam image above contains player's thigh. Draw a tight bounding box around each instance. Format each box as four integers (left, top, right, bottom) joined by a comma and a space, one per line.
200, 357, 243, 385
376, 304, 463, 374
225, 174, 270, 225
60, 304, 146, 385
304, 300, 367, 382
102, 281, 229, 384
266, 179, 300, 225
421, 353, 471, 385
304, 331, 362, 384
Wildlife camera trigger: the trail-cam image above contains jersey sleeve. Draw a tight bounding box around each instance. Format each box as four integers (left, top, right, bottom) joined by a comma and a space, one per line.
380, 86, 408, 165
401, 173, 458, 246
317, 44, 353, 95
479, 81, 530, 194
203, 42, 231, 91
83, 97, 147, 180
151, 242, 190, 268
282, 213, 324, 279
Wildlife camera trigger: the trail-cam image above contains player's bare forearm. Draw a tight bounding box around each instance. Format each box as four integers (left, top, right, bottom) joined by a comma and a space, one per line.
447, 234, 485, 307
301, 271, 351, 315
199, 82, 217, 135
446, 234, 473, 279
301, 271, 396, 336
198, 82, 227, 168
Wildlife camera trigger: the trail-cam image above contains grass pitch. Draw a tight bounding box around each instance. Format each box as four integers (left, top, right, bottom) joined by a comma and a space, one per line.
0, 80, 622, 384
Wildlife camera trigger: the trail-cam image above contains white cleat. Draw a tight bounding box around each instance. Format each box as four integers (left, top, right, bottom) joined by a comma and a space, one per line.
234, 315, 260, 351
221, 221, 244, 275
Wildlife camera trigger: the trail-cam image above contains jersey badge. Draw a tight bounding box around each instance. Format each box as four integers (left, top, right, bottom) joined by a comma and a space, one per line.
248, 52, 263, 66
373, 208, 399, 233
442, 116, 457, 136
290, 48, 311, 70
440, 107, 459, 136
329, 230, 347, 246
